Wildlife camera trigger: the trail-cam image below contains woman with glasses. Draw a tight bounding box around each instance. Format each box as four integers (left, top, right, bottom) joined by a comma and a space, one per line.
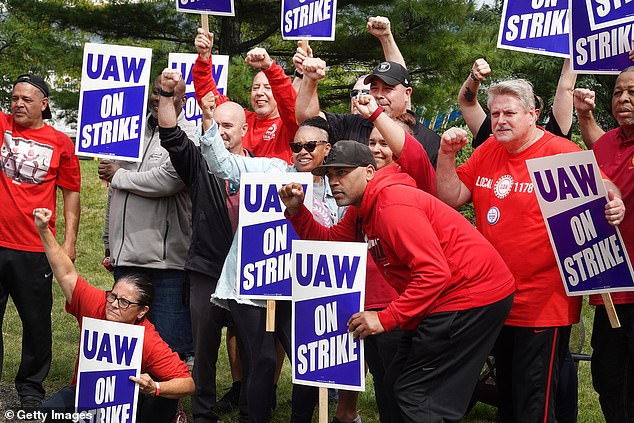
33, 208, 194, 423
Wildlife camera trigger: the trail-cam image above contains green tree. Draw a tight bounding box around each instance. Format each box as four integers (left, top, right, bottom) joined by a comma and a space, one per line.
0, 0, 622, 132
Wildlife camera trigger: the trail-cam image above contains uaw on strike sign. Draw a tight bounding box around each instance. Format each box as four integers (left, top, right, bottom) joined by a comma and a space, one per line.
292, 240, 366, 391
75, 317, 144, 423
237, 173, 313, 300
527, 150, 634, 295
76, 43, 152, 162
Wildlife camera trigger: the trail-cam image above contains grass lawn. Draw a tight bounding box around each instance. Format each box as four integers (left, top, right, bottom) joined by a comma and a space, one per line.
0, 159, 606, 422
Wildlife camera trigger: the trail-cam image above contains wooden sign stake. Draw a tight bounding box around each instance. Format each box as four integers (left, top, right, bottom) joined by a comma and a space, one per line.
319, 387, 328, 423
601, 293, 621, 328
201, 14, 209, 33
266, 299, 276, 332
298, 39, 310, 55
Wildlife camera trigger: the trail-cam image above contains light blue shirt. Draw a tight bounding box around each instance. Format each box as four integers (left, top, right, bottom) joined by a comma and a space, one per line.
198, 121, 341, 308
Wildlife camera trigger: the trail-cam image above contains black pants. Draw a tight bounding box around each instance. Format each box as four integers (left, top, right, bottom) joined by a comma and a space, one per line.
229, 300, 317, 423
0, 247, 52, 400
496, 324, 572, 423
365, 321, 402, 423
384, 295, 512, 423
42, 385, 178, 423
591, 304, 634, 423
189, 270, 228, 423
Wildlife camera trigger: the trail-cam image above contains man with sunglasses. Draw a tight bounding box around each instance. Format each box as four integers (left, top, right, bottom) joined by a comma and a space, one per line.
296, 58, 440, 168
0, 74, 81, 409
160, 98, 253, 423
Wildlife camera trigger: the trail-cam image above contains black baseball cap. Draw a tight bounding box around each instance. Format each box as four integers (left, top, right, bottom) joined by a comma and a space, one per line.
364, 61, 410, 87
312, 140, 376, 177
13, 74, 52, 119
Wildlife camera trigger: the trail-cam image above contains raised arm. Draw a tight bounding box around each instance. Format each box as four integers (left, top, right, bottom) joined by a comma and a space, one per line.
196, 91, 287, 183
353, 94, 405, 156
551, 58, 577, 137
435, 127, 472, 207
247, 47, 299, 139
193, 28, 229, 106
279, 183, 358, 242
60, 187, 80, 262
367, 16, 405, 67
458, 58, 490, 136
296, 57, 327, 124
292, 40, 313, 93
33, 208, 77, 304
573, 88, 605, 148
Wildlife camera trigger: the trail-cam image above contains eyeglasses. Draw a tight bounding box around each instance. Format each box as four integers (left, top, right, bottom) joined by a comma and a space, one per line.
350, 89, 370, 98
290, 140, 327, 153
105, 291, 143, 310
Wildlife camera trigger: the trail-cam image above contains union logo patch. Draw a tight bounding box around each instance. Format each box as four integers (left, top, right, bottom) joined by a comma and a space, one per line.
494, 174, 514, 199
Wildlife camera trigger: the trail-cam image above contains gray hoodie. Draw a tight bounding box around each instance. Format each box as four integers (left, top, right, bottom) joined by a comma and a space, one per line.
103, 113, 198, 269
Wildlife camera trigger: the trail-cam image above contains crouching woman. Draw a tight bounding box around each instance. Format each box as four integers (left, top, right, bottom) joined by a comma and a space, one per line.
34, 208, 194, 423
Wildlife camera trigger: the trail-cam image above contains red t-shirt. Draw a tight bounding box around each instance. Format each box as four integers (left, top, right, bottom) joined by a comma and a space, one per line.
193, 55, 297, 163
0, 113, 81, 252
65, 276, 190, 385
458, 130, 583, 326
590, 127, 634, 305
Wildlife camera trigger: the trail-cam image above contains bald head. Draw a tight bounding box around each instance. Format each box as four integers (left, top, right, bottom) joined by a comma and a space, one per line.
214, 101, 248, 154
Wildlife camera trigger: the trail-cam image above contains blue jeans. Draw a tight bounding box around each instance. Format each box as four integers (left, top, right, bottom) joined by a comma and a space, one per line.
114, 267, 193, 355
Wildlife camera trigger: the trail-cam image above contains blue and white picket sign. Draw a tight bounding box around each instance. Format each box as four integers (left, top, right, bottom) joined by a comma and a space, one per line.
76, 43, 152, 162
168, 53, 230, 129
237, 173, 313, 300
281, 0, 337, 40
497, 0, 570, 57
292, 240, 366, 391
527, 150, 634, 296
570, 0, 634, 74
176, 0, 234, 16
75, 317, 144, 423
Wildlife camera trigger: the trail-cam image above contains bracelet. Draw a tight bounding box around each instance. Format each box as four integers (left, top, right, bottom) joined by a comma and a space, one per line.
368, 106, 384, 122
294, 70, 304, 79
155, 381, 160, 397
159, 88, 174, 97
469, 71, 480, 84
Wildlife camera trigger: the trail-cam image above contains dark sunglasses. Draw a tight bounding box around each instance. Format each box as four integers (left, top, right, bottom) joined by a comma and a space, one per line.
350, 89, 370, 98
290, 140, 327, 153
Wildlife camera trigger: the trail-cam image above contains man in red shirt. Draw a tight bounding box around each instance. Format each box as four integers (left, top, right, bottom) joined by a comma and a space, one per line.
0, 74, 81, 409
279, 141, 515, 422
436, 78, 625, 423
193, 29, 298, 163
575, 66, 634, 422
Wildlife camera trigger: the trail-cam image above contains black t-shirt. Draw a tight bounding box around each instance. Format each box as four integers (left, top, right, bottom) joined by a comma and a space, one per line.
324, 110, 440, 168
472, 111, 571, 148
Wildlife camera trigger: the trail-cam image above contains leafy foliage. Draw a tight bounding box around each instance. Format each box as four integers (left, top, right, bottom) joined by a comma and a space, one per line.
0, 0, 623, 132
